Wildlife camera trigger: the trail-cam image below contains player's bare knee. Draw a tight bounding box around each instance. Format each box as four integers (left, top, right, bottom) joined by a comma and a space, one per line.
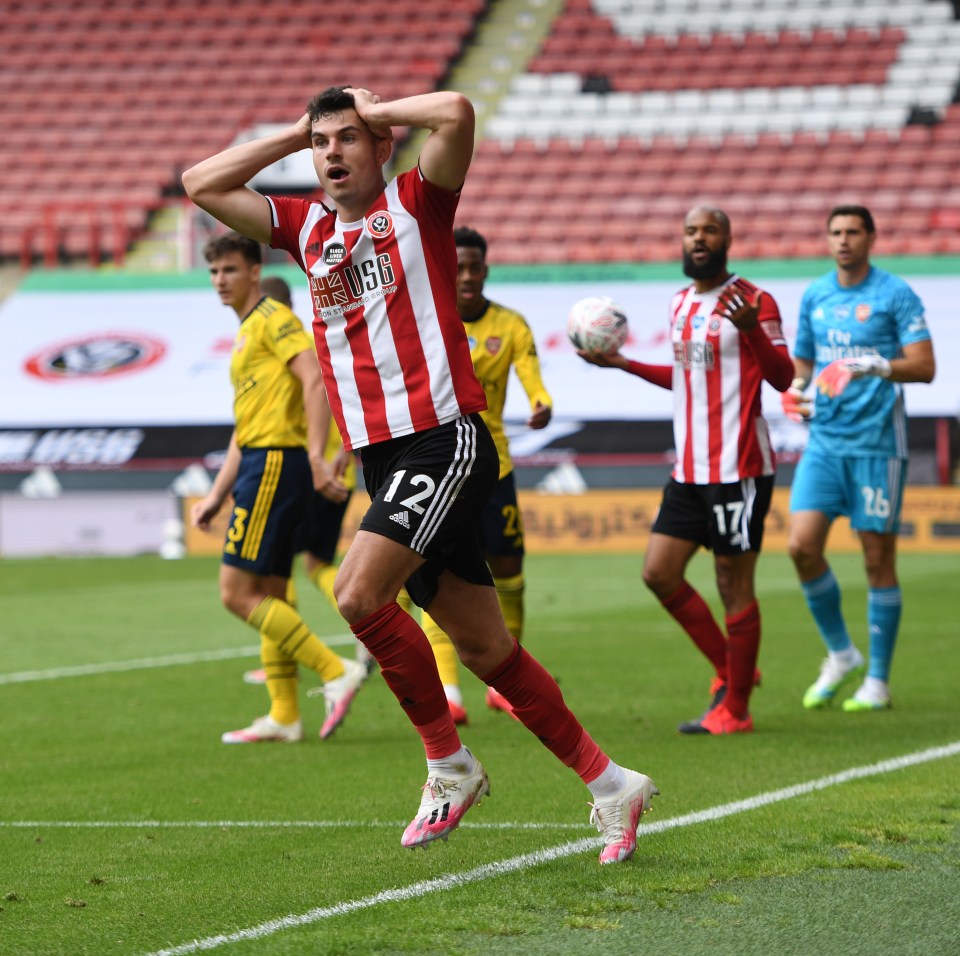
220, 586, 248, 620
642, 565, 675, 600
332, 575, 381, 625
715, 581, 736, 613
331, 582, 363, 624
788, 536, 817, 573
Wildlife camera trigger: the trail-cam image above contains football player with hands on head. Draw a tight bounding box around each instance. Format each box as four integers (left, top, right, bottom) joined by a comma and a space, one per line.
420, 226, 553, 726
785, 205, 935, 713
578, 205, 794, 735
183, 85, 657, 864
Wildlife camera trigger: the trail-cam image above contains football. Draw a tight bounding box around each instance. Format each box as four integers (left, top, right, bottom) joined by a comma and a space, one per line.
567, 296, 629, 355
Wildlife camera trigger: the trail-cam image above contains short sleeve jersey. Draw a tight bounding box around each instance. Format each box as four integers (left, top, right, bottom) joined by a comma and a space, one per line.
267, 169, 487, 451
669, 276, 785, 484
795, 266, 930, 458
231, 296, 313, 449
464, 300, 552, 479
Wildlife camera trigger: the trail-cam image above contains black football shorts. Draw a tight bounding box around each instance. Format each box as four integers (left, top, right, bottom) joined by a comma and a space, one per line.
358, 413, 498, 607
652, 475, 774, 555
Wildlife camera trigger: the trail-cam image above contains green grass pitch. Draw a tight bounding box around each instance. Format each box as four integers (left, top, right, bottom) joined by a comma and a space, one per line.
1, 551, 958, 955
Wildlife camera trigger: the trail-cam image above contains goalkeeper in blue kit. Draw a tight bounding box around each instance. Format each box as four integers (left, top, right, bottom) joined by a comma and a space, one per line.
782, 205, 936, 712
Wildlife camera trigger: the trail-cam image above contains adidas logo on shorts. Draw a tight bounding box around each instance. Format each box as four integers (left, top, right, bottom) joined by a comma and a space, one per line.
389, 511, 411, 529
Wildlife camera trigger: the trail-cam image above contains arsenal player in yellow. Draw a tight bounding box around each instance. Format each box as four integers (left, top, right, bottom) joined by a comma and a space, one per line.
191, 234, 366, 743
421, 227, 552, 723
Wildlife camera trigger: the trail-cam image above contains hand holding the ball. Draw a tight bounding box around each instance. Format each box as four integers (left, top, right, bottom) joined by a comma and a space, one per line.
576, 348, 627, 369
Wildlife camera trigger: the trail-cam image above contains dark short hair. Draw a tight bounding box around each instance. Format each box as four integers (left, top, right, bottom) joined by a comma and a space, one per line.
202, 232, 262, 265
828, 205, 876, 233
454, 226, 487, 259
260, 275, 293, 308
307, 86, 355, 123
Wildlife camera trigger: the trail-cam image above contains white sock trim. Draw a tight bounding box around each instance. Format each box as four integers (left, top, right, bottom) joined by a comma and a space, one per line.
426, 745, 475, 777
586, 761, 627, 800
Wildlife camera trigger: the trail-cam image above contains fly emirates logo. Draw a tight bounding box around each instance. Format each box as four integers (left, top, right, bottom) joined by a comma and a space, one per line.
815, 328, 883, 365
310, 253, 397, 315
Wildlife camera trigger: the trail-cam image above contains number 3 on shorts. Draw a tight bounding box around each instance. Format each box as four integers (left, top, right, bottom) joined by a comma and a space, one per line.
383, 469, 436, 515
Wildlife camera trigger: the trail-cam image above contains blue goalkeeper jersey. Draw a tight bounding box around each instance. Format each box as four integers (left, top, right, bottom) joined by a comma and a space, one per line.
795, 266, 930, 459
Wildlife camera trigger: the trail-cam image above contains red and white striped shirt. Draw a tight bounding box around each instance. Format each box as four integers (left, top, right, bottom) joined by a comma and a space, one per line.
268, 170, 486, 451
669, 276, 787, 484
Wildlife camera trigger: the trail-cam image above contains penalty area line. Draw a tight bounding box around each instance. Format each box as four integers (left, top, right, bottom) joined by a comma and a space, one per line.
143, 740, 960, 956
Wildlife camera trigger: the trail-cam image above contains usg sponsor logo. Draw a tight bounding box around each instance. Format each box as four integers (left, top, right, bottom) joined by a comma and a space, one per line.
0, 428, 146, 467
25, 332, 166, 381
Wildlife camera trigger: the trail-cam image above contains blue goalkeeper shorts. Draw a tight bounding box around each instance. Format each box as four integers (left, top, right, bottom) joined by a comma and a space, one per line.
790, 448, 906, 534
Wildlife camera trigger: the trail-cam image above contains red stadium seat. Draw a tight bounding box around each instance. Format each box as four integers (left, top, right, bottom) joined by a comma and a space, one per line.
6, 1, 949, 266
0, 0, 480, 264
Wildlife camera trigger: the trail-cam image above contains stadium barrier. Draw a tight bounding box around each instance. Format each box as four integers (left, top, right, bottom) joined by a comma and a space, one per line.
182, 486, 960, 557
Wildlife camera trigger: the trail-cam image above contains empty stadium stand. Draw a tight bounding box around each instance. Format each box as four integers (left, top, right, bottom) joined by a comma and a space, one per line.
459, 0, 960, 263
4, 0, 959, 267
0, 0, 483, 265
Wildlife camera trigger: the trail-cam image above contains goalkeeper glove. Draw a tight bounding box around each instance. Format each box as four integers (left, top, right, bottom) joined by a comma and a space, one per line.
781, 377, 811, 422
816, 355, 892, 399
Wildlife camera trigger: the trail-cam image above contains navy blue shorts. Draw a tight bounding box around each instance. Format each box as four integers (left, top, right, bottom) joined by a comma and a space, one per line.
479, 471, 525, 558
652, 475, 774, 555
222, 447, 312, 578
295, 491, 351, 564
358, 414, 498, 608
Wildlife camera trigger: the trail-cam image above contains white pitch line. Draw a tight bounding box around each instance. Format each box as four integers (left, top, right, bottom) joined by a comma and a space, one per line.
0, 635, 354, 685
142, 740, 960, 956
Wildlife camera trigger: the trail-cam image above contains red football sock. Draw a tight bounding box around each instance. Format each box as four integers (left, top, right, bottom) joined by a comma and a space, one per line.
351, 603, 460, 759
724, 601, 761, 719
662, 582, 728, 680
482, 640, 609, 784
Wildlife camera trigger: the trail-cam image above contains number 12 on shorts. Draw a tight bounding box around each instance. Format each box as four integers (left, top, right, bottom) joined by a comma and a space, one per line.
383, 469, 436, 515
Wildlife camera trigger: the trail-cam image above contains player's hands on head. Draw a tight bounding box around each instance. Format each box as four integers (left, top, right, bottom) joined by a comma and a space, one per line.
295, 112, 313, 146
346, 88, 394, 141
718, 281, 761, 330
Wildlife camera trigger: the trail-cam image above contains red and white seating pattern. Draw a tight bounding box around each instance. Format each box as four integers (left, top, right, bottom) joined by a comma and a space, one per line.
459, 0, 960, 263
